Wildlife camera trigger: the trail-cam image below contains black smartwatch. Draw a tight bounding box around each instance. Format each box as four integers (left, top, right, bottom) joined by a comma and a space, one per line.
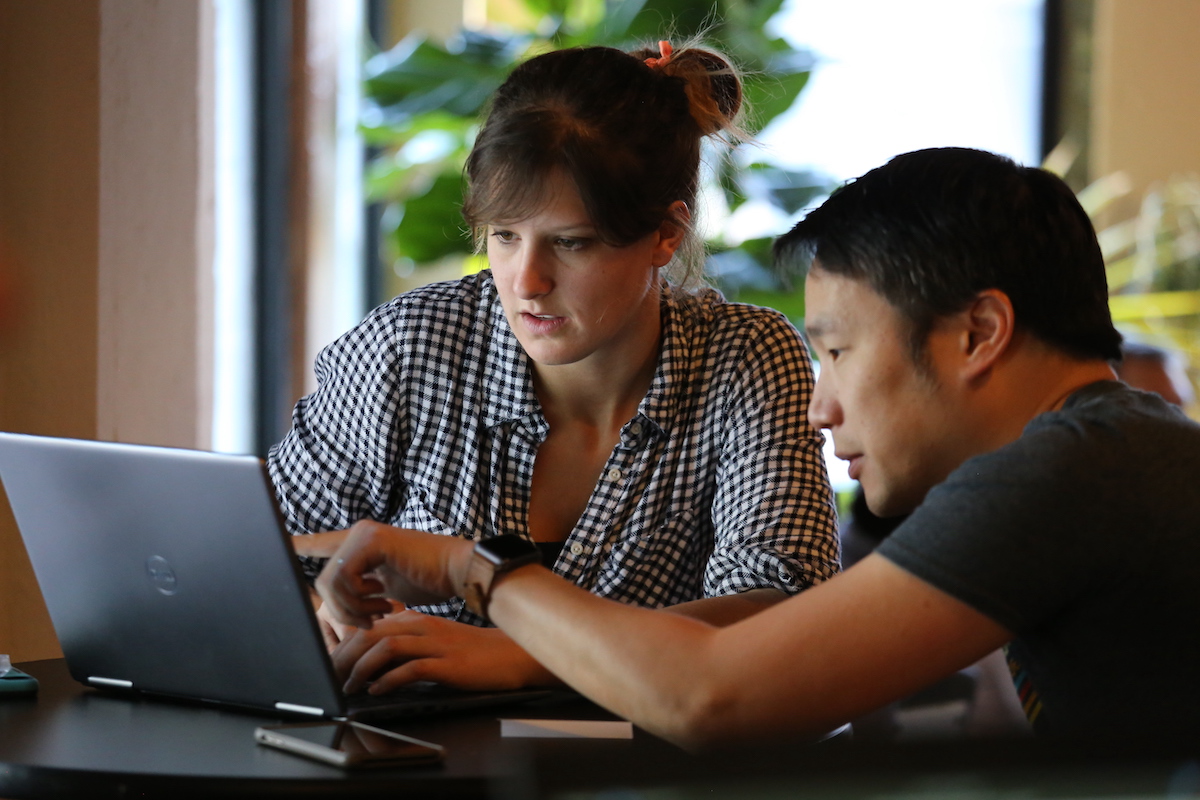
462, 535, 540, 620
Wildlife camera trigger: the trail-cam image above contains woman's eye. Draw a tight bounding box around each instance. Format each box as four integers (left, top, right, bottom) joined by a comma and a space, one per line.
490, 230, 516, 244
555, 237, 586, 250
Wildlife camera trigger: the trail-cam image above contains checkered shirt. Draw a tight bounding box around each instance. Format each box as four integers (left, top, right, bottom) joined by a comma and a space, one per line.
268, 271, 839, 625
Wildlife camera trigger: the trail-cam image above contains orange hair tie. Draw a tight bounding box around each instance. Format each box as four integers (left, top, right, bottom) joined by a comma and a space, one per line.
644, 40, 673, 69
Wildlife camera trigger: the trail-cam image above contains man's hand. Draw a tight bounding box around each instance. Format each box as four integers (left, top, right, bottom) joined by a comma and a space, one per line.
292, 530, 349, 559
331, 609, 559, 694
316, 520, 474, 630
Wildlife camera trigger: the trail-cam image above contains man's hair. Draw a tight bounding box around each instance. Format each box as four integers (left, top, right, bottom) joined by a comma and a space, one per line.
775, 147, 1123, 362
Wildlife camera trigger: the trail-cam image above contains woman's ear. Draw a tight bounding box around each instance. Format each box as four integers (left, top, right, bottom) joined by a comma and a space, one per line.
651, 201, 690, 267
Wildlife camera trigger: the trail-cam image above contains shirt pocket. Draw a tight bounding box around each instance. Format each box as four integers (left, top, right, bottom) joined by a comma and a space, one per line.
639, 508, 706, 563
390, 486, 460, 537
599, 509, 705, 603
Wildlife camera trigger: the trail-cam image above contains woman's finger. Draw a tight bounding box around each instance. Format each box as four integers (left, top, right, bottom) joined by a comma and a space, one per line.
319, 558, 388, 628
343, 631, 439, 694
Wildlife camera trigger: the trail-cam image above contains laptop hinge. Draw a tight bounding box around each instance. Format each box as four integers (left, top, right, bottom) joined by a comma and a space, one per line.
88, 676, 134, 689
275, 702, 326, 716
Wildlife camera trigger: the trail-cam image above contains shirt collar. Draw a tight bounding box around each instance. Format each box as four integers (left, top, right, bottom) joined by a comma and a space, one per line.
635, 284, 692, 439
480, 276, 542, 429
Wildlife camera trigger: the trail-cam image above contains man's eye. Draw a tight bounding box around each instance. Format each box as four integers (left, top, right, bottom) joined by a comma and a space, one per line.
490, 230, 516, 243
556, 237, 586, 250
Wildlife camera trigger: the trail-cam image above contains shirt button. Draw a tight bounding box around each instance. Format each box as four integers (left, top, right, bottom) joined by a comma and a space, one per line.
606, 467, 622, 482
569, 542, 585, 556
628, 422, 642, 437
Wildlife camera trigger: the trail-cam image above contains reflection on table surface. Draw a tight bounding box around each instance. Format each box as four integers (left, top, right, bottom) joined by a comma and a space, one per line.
5, 659, 1200, 800
0, 658, 659, 798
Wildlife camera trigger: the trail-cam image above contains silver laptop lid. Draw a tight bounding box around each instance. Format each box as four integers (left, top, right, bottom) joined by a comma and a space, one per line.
0, 433, 344, 716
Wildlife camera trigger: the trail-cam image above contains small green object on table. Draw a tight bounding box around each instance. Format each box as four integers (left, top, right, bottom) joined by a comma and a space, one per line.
0, 654, 39, 697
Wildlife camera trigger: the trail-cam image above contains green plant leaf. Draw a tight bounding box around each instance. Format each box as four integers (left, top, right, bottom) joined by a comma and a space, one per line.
744, 163, 831, 215
523, 0, 574, 18
717, 157, 748, 213
388, 170, 472, 263
362, 0, 827, 282
707, 237, 806, 321
364, 32, 522, 120
742, 0, 787, 29
743, 53, 810, 128
593, 0, 649, 42
620, 0, 719, 40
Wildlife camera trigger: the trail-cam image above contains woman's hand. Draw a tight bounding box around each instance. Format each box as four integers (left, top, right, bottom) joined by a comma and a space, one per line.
315, 520, 474, 630
331, 609, 559, 694
314, 595, 407, 651
298, 528, 405, 649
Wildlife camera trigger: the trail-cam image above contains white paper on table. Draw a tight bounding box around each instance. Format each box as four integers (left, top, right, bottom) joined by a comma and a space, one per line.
500, 718, 634, 739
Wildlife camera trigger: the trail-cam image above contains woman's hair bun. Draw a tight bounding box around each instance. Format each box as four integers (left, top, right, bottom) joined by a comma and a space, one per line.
663, 46, 744, 138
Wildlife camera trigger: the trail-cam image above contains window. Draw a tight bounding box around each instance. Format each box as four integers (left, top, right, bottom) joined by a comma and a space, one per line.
211, 0, 369, 456
751, 0, 1047, 493
212, 0, 256, 455
730, 0, 1045, 246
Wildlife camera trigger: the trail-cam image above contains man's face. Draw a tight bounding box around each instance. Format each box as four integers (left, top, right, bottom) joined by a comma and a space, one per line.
804, 266, 965, 518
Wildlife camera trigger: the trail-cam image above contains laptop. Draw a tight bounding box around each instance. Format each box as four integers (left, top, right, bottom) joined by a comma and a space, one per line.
0, 432, 556, 720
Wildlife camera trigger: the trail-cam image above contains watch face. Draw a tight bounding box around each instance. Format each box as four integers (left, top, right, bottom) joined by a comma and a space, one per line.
478, 534, 539, 563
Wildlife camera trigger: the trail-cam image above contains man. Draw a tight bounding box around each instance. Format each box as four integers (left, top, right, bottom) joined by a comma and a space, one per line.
315, 148, 1200, 748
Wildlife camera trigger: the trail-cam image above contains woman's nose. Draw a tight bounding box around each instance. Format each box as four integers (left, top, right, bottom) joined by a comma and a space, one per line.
513, 247, 553, 300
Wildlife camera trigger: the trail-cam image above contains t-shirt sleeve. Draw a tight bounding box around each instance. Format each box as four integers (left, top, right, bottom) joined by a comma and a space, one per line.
876, 416, 1126, 634
705, 311, 841, 597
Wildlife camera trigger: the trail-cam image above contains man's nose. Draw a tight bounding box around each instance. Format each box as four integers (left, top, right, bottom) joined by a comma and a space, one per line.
807, 371, 840, 431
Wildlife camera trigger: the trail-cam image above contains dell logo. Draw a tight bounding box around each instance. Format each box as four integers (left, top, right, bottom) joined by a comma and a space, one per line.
145, 555, 178, 596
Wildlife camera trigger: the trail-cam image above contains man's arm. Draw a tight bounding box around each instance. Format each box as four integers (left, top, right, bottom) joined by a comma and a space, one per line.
665, 588, 788, 626
296, 530, 784, 627
486, 554, 1011, 749
301, 529, 782, 689
318, 524, 1012, 750
330, 590, 786, 694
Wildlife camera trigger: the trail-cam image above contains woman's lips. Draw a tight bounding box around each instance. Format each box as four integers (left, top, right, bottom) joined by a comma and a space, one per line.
521, 311, 566, 335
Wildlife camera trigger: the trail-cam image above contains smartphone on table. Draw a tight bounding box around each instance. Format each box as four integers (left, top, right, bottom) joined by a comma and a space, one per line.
255, 720, 445, 768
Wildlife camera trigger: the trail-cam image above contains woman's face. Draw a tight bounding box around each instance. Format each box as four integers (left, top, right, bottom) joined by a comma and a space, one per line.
487, 170, 683, 375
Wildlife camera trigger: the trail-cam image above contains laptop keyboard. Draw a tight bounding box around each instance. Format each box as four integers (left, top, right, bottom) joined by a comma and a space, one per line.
350, 681, 469, 706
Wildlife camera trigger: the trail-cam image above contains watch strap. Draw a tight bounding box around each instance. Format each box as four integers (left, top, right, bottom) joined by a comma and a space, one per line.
462, 535, 541, 620
463, 553, 494, 619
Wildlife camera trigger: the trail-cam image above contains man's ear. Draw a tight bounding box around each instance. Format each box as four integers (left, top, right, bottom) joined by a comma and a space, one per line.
651, 201, 690, 268
958, 289, 1015, 381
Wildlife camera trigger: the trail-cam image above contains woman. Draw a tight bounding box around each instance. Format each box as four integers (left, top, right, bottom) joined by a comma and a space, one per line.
268, 41, 837, 694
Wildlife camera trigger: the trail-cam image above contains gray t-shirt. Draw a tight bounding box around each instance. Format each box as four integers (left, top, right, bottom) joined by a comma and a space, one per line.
878, 381, 1200, 737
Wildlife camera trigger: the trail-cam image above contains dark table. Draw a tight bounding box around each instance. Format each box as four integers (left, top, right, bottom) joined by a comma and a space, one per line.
7, 659, 1200, 799
0, 659, 681, 799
